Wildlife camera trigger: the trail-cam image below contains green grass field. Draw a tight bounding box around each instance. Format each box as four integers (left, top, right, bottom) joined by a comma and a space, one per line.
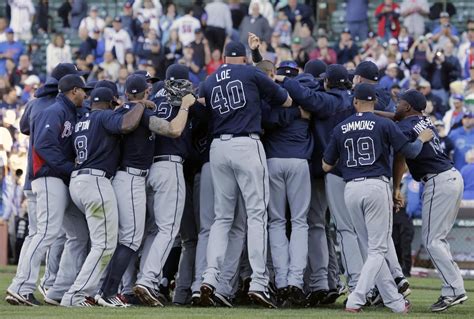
0, 266, 472, 319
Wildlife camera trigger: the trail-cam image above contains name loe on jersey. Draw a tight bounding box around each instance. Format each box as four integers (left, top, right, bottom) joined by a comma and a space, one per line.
341, 120, 375, 134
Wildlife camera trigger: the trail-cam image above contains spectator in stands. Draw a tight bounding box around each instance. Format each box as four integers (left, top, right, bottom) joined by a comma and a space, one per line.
123, 51, 137, 74
282, 0, 313, 30
379, 62, 400, 90
458, 19, 474, 79
397, 26, 413, 52
309, 35, 337, 65
432, 12, 459, 50
179, 45, 204, 83
171, 7, 201, 47
46, 33, 72, 75
335, 28, 359, 65
135, 0, 161, 33
274, 9, 292, 46
190, 29, 210, 78
409, 35, 431, 68
121, 2, 142, 40
249, 0, 274, 27
79, 6, 106, 37
135, 29, 166, 71
104, 17, 132, 65
400, 65, 424, 89
375, 0, 401, 41
4, 58, 20, 86
0, 17, 8, 43
400, 0, 429, 38
229, 0, 247, 41
291, 36, 309, 68
206, 48, 223, 75
346, 0, 369, 42
8, 0, 35, 41
444, 94, 467, 133
100, 51, 121, 82
57, 0, 72, 28
0, 87, 17, 110
70, 0, 88, 30
239, 2, 272, 47
164, 29, 183, 66
449, 112, 474, 170
0, 28, 24, 76
20, 74, 40, 103
133, 0, 163, 18
160, 2, 178, 45
116, 67, 128, 98
298, 22, 316, 55
35, 0, 50, 34
418, 80, 447, 118
461, 150, 474, 200
28, 40, 42, 76
204, 0, 233, 52
16, 54, 35, 79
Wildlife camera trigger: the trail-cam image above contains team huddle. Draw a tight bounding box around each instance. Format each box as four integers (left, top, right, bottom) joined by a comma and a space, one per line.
3, 37, 468, 313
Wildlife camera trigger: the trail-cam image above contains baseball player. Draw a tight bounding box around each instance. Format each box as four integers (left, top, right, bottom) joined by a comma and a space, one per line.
198, 41, 292, 309
133, 65, 196, 307
62, 86, 149, 307
6, 74, 88, 307
322, 83, 434, 313
278, 63, 353, 306
98, 73, 195, 307
392, 90, 468, 312
259, 60, 313, 306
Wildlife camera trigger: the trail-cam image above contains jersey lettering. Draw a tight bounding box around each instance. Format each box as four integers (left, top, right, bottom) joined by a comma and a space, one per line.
210, 80, 246, 114
157, 101, 172, 120
74, 135, 88, 164
344, 137, 376, 167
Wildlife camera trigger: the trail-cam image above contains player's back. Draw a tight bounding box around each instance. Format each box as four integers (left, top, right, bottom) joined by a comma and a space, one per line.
331, 112, 407, 181
73, 110, 122, 178
203, 63, 288, 136
397, 115, 453, 181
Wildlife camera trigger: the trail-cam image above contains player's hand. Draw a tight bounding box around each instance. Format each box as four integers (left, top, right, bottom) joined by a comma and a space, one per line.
299, 106, 311, 120
274, 75, 286, 83
417, 128, 434, 143
248, 32, 260, 50
138, 100, 156, 109
181, 93, 196, 108
393, 188, 405, 212
197, 97, 205, 105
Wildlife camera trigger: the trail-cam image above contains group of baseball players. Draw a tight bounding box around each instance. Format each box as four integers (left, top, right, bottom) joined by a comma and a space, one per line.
3, 33, 468, 313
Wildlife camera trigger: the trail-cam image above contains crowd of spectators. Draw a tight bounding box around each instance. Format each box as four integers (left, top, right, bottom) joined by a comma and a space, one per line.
0, 0, 473, 261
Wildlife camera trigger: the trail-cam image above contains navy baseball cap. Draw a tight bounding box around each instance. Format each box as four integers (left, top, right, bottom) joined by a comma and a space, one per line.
277, 60, 299, 77
125, 74, 148, 94
323, 64, 348, 83
464, 112, 473, 119
95, 80, 119, 98
58, 74, 86, 93
166, 64, 189, 81
6, 27, 14, 34
354, 83, 376, 101
400, 90, 427, 112
304, 59, 327, 78
354, 61, 379, 81
224, 41, 246, 57
90, 87, 118, 105
113, 17, 122, 23
51, 63, 87, 81
134, 70, 160, 83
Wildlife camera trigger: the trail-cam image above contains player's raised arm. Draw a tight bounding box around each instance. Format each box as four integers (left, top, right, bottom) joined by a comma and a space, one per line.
148, 94, 196, 138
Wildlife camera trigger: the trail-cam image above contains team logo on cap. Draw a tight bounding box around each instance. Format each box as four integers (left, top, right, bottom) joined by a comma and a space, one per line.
231, 52, 237, 56
367, 96, 373, 100
94, 97, 99, 101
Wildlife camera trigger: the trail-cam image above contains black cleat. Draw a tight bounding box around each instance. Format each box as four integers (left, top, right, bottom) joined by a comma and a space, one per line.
132, 284, 164, 307
212, 291, 233, 308
321, 288, 341, 305
288, 286, 307, 307
306, 289, 328, 307
395, 277, 411, 297
191, 291, 201, 306
248, 290, 278, 309
199, 283, 215, 307
366, 287, 382, 306
430, 294, 468, 312
6, 290, 40, 306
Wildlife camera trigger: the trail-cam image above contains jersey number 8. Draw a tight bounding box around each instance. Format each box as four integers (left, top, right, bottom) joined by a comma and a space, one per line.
74, 135, 88, 165
344, 137, 376, 167
210, 80, 246, 114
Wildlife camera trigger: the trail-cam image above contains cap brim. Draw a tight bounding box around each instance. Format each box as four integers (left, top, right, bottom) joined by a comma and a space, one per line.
147, 76, 160, 83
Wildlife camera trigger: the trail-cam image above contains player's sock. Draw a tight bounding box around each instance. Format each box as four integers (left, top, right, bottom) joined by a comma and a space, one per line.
101, 245, 136, 297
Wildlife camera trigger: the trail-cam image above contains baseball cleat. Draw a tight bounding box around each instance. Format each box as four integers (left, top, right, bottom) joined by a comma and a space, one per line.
366, 287, 382, 306
306, 289, 328, 307
395, 277, 411, 297
199, 283, 216, 307
212, 291, 233, 308
321, 288, 341, 305
95, 294, 129, 308
38, 285, 48, 300
6, 290, 40, 306
401, 299, 412, 314
191, 291, 201, 306
288, 286, 307, 307
345, 307, 362, 313
77, 296, 96, 307
5, 295, 21, 305
430, 294, 468, 312
44, 296, 61, 306
133, 285, 164, 307
248, 290, 278, 309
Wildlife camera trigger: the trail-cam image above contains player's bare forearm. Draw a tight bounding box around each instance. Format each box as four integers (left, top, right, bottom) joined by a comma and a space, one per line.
149, 94, 195, 138
282, 95, 293, 107
121, 103, 145, 134
393, 153, 407, 194
374, 110, 395, 120
322, 159, 334, 172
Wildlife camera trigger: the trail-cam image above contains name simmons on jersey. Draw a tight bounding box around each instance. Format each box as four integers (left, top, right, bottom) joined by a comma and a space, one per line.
341, 120, 375, 134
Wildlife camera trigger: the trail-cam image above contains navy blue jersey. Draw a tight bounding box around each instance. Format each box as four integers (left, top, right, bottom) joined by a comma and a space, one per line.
324, 112, 409, 181
201, 64, 288, 135
73, 109, 123, 177
118, 103, 156, 170
397, 115, 453, 181
151, 90, 190, 159
30, 94, 78, 184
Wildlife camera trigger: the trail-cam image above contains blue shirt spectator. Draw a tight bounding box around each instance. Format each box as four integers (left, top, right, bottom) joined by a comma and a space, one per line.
448, 114, 474, 170
0, 28, 24, 76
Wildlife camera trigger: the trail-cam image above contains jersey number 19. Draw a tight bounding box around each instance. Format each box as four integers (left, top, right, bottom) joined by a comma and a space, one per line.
344, 137, 376, 167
